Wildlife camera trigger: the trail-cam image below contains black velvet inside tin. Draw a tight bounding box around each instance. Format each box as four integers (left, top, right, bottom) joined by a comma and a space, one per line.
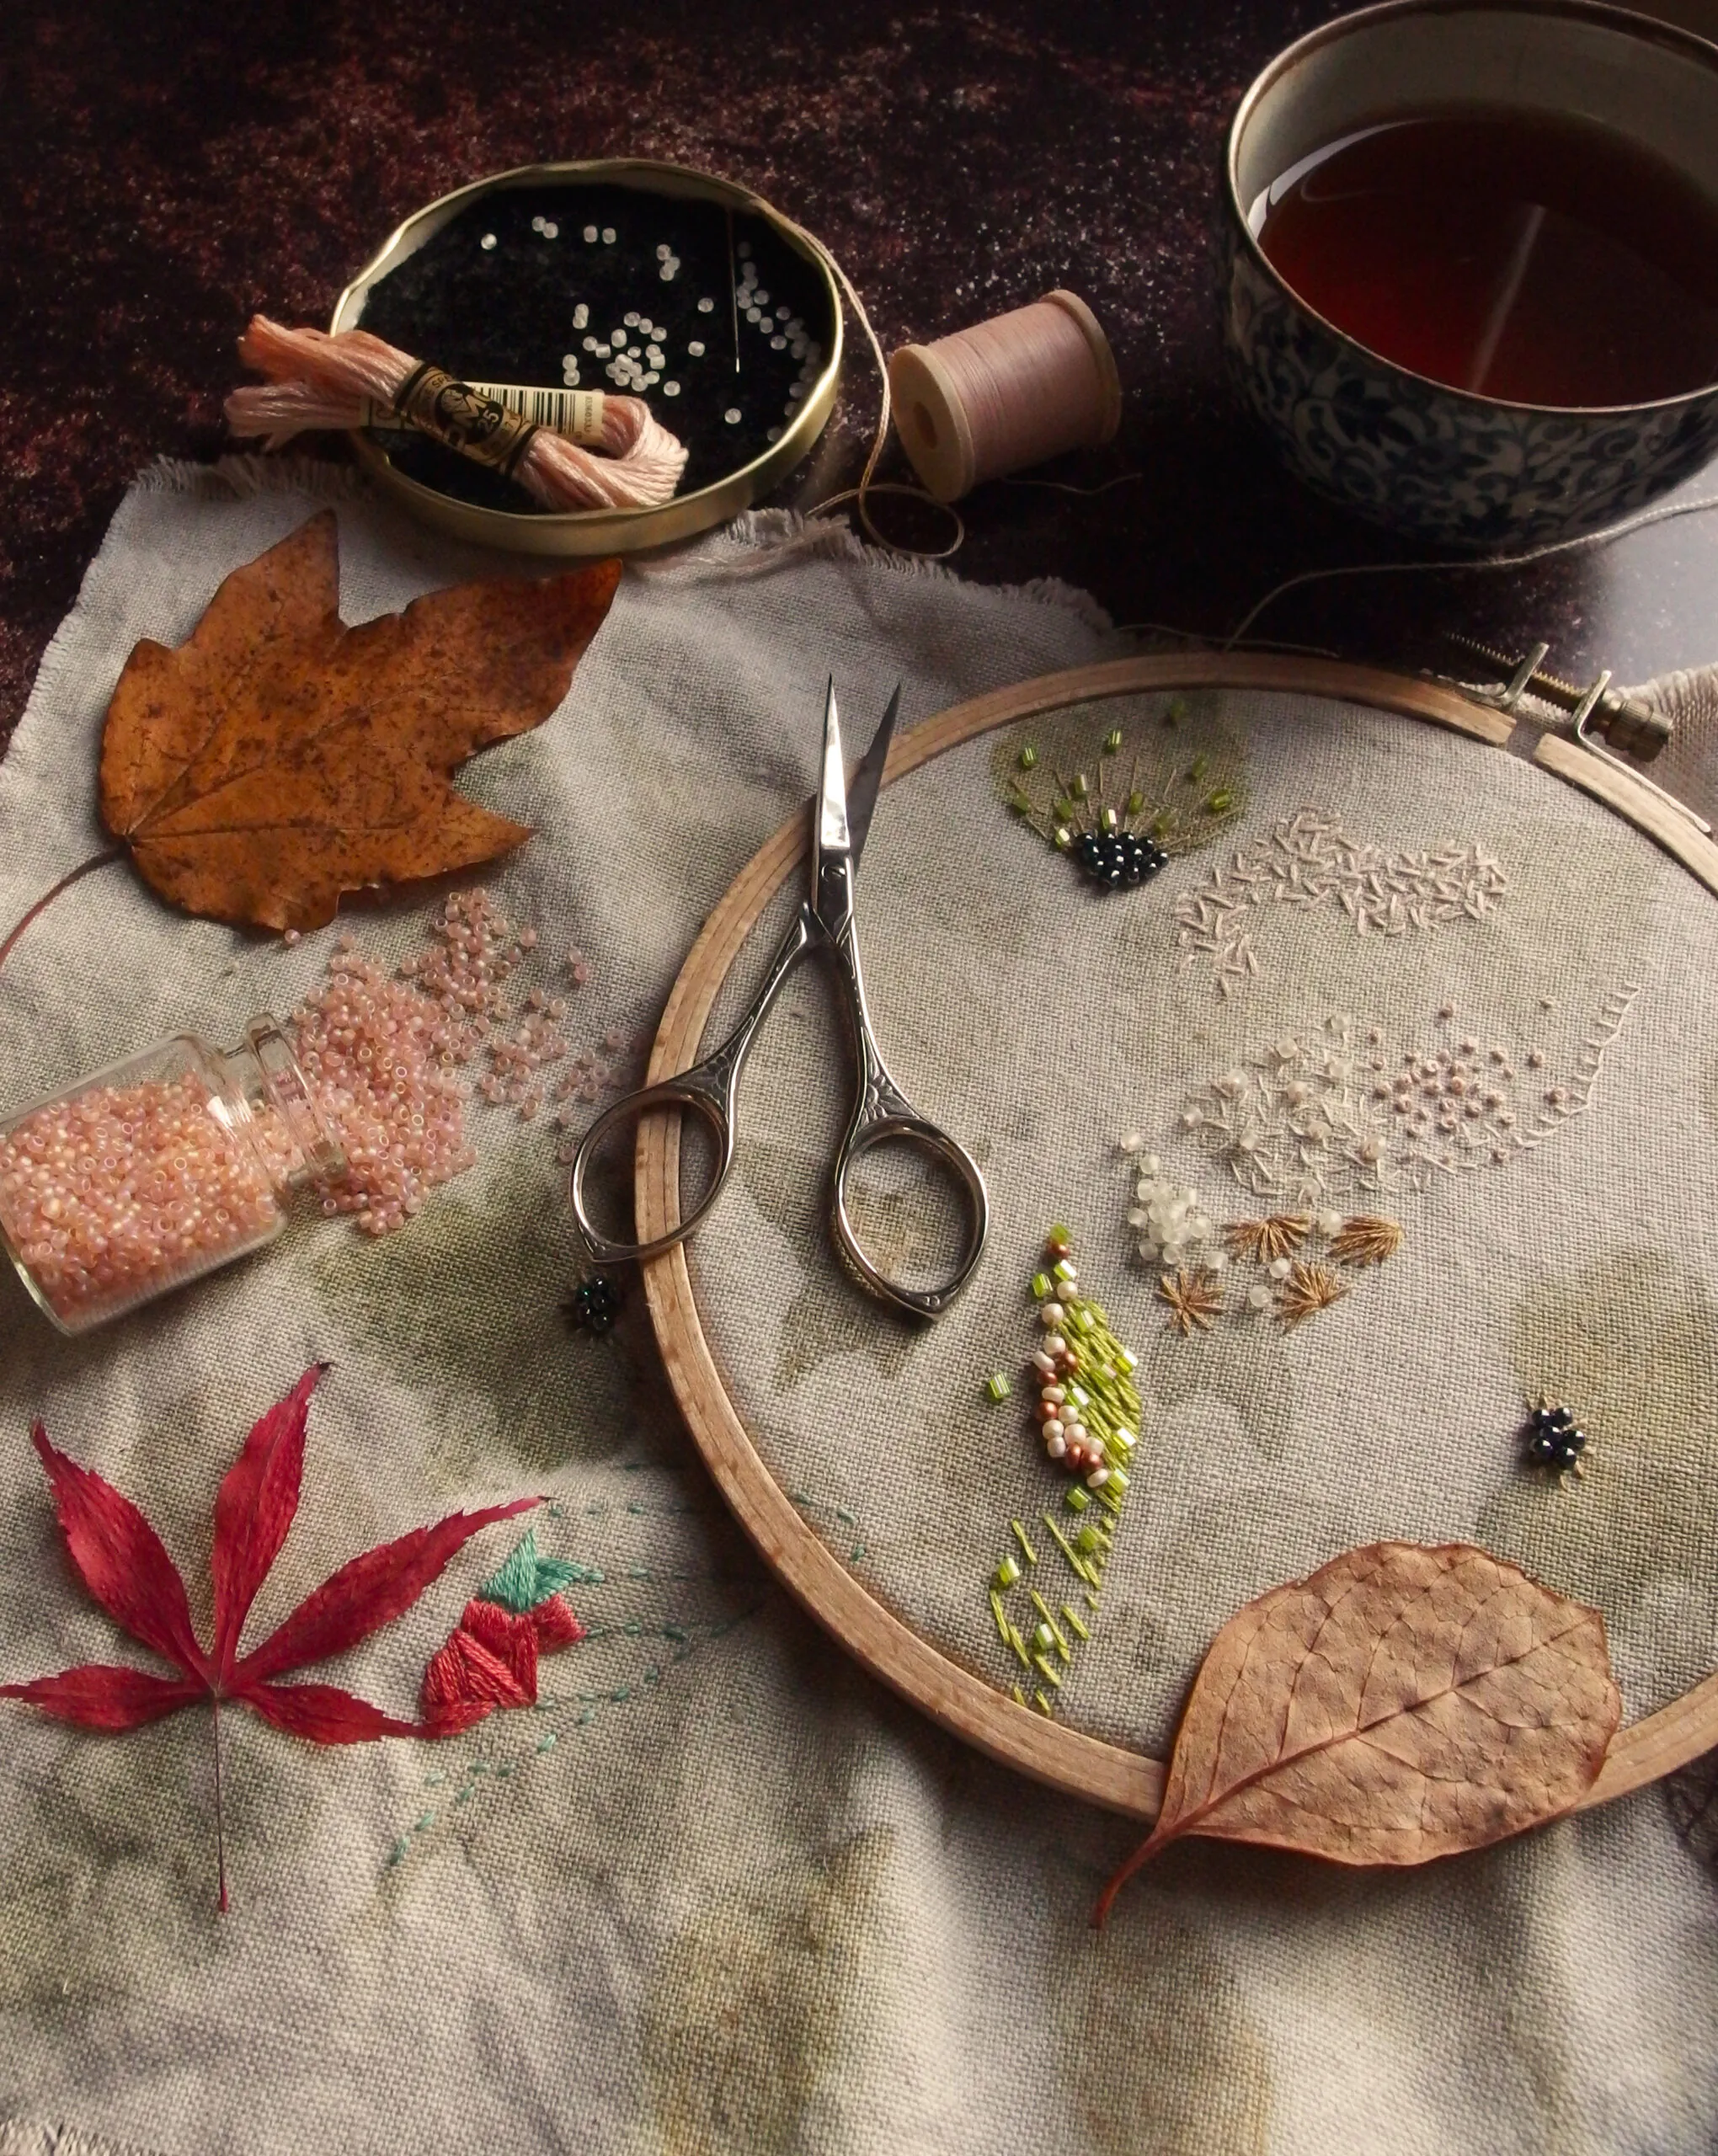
354, 182, 835, 513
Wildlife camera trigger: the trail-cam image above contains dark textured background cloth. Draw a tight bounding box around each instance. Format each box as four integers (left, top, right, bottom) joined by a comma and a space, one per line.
5, 0, 1718, 814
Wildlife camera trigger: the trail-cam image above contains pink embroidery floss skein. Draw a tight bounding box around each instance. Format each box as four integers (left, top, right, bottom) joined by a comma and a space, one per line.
888, 291, 1122, 503
223, 316, 689, 510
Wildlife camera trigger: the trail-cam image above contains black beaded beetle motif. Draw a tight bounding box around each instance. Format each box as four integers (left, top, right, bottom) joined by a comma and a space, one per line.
1523, 1398, 1588, 1476
998, 702, 1246, 897
1077, 828, 1171, 890
563, 1276, 623, 1336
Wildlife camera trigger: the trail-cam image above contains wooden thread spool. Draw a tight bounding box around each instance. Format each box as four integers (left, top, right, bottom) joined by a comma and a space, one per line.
888, 291, 1122, 504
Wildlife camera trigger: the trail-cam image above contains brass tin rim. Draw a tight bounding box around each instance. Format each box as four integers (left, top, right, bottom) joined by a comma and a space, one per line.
331, 158, 845, 556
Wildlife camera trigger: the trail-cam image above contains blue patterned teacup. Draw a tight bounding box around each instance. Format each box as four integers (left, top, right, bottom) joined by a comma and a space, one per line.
1225, 0, 1718, 552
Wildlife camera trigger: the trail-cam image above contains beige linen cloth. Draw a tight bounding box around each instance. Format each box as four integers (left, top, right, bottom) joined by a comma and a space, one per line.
1, 459, 1715, 2156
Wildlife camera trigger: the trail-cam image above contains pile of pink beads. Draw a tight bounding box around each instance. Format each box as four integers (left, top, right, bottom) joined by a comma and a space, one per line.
296, 891, 607, 1232
0, 1070, 288, 1326
0, 889, 632, 1327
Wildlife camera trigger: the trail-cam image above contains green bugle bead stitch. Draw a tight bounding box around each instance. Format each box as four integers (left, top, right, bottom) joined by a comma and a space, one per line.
981, 1228, 1145, 1722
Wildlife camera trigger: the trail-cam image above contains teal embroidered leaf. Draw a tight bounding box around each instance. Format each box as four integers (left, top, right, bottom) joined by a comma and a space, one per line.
479, 1527, 590, 1612
1, 1367, 542, 1910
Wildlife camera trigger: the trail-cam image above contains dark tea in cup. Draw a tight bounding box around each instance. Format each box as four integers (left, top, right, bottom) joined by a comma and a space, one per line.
1249, 109, 1718, 408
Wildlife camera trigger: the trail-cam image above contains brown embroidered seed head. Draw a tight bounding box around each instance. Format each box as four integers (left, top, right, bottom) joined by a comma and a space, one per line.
1328, 1215, 1405, 1267
1158, 1267, 1224, 1336
1275, 1259, 1350, 1327
1224, 1214, 1311, 1263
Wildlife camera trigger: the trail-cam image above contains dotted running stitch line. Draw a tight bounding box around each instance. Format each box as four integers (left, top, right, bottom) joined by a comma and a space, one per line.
1173, 809, 1507, 998
788, 1489, 869, 1564
1178, 985, 1641, 1206
381, 1470, 858, 1877
384, 1597, 768, 1875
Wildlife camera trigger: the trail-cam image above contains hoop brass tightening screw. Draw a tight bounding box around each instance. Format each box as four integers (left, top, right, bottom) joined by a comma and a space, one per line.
1447, 633, 1672, 762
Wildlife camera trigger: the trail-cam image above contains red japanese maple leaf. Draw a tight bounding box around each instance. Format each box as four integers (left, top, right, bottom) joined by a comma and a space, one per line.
1, 1363, 536, 1907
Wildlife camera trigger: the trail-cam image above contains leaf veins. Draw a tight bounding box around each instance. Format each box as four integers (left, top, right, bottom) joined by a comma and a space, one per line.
1094, 1541, 1620, 1924
98, 510, 621, 931
1, 1364, 536, 1906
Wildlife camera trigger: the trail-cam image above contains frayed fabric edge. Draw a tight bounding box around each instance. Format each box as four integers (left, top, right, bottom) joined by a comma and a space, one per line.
136, 453, 366, 502
632, 505, 1115, 630
1626, 662, 1718, 729
125, 460, 1114, 630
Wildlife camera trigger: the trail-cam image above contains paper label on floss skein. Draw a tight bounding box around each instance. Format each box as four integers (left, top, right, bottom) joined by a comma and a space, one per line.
360, 378, 607, 455
383, 365, 542, 474
466, 382, 608, 445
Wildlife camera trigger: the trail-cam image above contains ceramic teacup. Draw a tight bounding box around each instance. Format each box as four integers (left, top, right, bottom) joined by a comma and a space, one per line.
1224, 0, 1718, 552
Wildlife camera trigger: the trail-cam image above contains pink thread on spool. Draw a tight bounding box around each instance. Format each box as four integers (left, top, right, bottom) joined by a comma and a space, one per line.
888, 291, 1122, 503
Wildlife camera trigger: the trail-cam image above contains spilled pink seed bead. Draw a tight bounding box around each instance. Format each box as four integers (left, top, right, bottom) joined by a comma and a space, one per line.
0, 894, 620, 1310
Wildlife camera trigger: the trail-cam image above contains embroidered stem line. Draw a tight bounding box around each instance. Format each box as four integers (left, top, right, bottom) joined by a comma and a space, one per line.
790, 1489, 869, 1563
382, 1473, 850, 1876
1173, 809, 1507, 998
982, 1231, 1143, 1719
383, 1600, 765, 1876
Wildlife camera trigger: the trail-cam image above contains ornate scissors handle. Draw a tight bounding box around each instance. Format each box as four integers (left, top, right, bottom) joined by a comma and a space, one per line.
569, 905, 816, 1267
822, 910, 989, 1320
570, 890, 988, 1319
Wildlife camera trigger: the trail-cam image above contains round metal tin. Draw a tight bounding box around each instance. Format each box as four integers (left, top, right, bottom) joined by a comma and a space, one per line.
331, 158, 844, 556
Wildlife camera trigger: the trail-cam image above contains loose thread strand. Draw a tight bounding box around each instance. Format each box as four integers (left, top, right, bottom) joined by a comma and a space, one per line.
1000, 472, 1147, 498
1224, 490, 1718, 648
777, 213, 963, 560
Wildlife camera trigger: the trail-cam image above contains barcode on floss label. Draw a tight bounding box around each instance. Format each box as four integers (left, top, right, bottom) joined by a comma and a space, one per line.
467, 382, 607, 443
359, 383, 608, 445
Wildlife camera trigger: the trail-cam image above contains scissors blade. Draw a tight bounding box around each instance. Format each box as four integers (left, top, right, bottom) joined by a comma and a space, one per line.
843, 682, 901, 877
815, 677, 851, 877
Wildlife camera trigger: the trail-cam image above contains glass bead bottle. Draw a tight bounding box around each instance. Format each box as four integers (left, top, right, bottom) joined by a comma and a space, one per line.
0, 1016, 344, 1336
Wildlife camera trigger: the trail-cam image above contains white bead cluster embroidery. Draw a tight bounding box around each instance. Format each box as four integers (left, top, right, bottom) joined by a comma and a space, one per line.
1173, 809, 1508, 997
1177, 987, 1641, 1206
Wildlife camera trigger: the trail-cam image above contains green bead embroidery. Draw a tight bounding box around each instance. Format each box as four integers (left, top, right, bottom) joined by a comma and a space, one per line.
984, 1228, 1144, 1719
992, 701, 1247, 885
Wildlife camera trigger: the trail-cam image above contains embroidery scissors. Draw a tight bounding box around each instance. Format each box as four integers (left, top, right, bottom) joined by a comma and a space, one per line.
570, 680, 989, 1317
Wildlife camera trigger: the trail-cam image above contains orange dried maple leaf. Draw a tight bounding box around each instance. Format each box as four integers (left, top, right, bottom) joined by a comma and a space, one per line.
1093, 1540, 1620, 1924
98, 510, 621, 931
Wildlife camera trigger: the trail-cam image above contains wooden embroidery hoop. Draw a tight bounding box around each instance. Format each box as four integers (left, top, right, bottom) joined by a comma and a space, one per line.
635, 653, 1718, 1824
